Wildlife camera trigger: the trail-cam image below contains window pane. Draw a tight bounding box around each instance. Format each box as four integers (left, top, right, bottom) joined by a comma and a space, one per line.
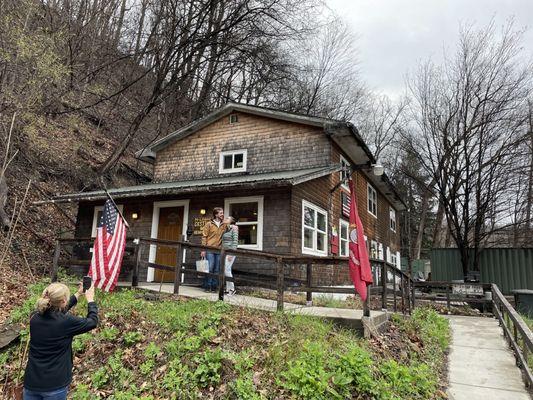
317, 212, 326, 232
223, 155, 233, 169
340, 224, 348, 239
237, 224, 257, 245
230, 202, 258, 222
304, 207, 315, 227
304, 228, 313, 248
340, 240, 347, 256
317, 232, 326, 251
96, 211, 103, 225
234, 153, 244, 168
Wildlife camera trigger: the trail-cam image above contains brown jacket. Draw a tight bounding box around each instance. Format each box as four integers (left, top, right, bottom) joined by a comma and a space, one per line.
202, 220, 226, 248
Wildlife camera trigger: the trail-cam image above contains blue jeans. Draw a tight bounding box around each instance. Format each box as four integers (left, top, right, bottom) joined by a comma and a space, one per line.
23, 386, 69, 400
205, 252, 220, 289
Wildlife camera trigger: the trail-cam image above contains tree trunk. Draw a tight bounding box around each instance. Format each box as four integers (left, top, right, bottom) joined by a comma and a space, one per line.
414, 188, 431, 259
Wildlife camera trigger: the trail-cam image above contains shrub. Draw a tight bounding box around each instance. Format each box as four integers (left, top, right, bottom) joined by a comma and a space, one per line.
123, 331, 143, 346
193, 349, 223, 388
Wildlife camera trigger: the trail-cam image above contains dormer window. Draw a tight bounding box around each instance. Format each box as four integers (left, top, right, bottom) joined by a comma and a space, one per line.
219, 149, 247, 173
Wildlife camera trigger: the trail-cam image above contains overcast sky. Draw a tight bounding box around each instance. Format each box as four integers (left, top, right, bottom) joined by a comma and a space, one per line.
326, 0, 533, 98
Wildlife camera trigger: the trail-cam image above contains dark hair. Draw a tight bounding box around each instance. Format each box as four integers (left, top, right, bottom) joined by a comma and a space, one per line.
213, 207, 223, 218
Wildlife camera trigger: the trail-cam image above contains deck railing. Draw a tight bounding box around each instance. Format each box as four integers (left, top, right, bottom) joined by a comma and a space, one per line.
51, 236, 415, 316
491, 283, 533, 388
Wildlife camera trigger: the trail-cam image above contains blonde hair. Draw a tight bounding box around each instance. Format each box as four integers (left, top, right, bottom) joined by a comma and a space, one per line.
36, 283, 70, 314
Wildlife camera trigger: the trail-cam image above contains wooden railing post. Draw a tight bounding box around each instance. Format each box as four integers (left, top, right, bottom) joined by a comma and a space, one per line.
446, 284, 451, 311
411, 277, 416, 310
173, 243, 183, 295
363, 285, 370, 317
381, 262, 387, 310
393, 270, 397, 312
218, 248, 226, 301
400, 274, 405, 313
132, 239, 141, 287
276, 257, 284, 311
51, 241, 60, 282
306, 262, 313, 306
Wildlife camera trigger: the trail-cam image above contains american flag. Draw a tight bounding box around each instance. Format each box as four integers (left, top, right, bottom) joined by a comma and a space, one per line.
89, 199, 127, 292
342, 191, 351, 218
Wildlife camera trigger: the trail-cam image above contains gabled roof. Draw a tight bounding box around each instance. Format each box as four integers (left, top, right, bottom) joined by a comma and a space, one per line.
39, 165, 341, 204
135, 102, 374, 163
133, 102, 405, 211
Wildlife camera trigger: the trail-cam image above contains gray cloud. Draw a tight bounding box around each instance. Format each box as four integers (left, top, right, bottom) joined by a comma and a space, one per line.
327, 0, 533, 97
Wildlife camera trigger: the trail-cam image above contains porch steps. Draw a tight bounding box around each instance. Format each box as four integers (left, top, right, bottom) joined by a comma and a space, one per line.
128, 283, 387, 335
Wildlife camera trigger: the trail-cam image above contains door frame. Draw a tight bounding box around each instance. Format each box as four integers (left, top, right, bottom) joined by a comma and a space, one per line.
147, 199, 190, 282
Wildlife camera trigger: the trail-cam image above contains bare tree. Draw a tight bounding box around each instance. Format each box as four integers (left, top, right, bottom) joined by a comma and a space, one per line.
406, 21, 532, 278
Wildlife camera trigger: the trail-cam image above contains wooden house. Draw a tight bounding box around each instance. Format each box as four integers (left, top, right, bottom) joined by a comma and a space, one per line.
52, 103, 405, 285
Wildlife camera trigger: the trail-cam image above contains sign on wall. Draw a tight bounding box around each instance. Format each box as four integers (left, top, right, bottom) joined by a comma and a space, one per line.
193, 217, 211, 235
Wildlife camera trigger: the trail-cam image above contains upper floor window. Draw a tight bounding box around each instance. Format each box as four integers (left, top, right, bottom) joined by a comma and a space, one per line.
302, 200, 328, 256
229, 114, 239, 124
367, 184, 377, 217
389, 207, 397, 232
340, 155, 350, 190
219, 149, 247, 174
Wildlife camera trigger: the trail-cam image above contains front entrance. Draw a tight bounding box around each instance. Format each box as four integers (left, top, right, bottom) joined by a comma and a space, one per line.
154, 206, 184, 282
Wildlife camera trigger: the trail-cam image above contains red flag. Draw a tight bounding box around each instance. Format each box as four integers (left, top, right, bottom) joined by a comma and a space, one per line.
348, 179, 373, 300
89, 200, 127, 292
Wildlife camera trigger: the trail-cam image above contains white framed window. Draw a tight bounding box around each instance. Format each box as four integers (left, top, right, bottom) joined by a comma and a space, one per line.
367, 184, 377, 218
390, 252, 398, 267
91, 204, 124, 237
378, 242, 384, 260
339, 219, 349, 257
396, 251, 401, 269
224, 196, 263, 250
369, 240, 378, 259
219, 149, 247, 174
340, 155, 350, 191
302, 200, 328, 256
389, 207, 397, 232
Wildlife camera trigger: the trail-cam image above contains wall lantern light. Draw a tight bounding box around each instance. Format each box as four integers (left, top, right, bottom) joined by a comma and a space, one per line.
200, 209, 206, 215
330, 161, 385, 193
132, 212, 139, 220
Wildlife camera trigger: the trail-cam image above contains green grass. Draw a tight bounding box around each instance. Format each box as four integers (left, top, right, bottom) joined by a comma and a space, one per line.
1, 280, 450, 399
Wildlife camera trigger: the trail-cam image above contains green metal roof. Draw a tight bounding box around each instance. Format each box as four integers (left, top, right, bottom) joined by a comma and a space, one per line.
42, 165, 341, 204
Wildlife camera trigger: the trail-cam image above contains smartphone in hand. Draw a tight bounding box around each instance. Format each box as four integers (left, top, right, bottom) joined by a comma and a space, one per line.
82, 276, 92, 293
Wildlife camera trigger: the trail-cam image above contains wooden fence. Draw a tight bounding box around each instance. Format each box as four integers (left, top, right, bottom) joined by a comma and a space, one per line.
51, 236, 415, 316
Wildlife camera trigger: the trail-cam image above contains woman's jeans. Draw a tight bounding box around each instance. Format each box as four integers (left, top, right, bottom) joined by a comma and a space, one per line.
225, 255, 236, 292
205, 252, 220, 289
23, 386, 69, 400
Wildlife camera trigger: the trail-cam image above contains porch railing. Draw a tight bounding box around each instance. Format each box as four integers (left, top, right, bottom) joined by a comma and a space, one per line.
51, 236, 415, 316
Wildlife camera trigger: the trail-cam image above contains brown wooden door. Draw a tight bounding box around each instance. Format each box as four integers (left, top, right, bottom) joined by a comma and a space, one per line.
155, 206, 184, 282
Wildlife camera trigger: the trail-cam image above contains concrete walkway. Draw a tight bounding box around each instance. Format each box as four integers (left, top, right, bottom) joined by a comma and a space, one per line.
447, 316, 530, 400
135, 283, 383, 331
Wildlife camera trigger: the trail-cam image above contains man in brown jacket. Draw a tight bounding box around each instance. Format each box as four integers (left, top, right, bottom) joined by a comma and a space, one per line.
201, 207, 226, 291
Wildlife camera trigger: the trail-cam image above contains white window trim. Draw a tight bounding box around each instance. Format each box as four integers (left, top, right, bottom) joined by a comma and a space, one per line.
339, 219, 349, 258
339, 154, 350, 191
367, 183, 377, 218
219, 149, 247, 174
147, 200, 190, 282
396, 251, 401, 269
91, 204, 124, 237
224, 196, 263, 250
302, 200, 328, 256
389, 206, 397, 232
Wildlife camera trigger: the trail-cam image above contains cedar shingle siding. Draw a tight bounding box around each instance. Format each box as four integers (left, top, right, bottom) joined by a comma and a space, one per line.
153, 112, 329, 182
